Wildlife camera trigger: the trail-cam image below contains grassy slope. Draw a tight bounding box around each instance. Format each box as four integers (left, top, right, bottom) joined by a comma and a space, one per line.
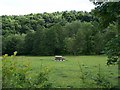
15, 56, 118, 88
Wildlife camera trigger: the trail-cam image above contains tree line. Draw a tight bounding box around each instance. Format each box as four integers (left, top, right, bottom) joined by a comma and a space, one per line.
1, 10, 118, 56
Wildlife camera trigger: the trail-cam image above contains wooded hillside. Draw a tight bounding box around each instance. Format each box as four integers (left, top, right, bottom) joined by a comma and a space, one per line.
1, 10, 118, 56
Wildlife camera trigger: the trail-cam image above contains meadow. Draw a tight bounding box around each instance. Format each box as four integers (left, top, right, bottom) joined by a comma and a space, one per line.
10, 55, 118, 88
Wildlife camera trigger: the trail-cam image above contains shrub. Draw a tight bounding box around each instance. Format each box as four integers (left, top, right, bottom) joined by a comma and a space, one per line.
2, 51, 52, 88
78, 62, 113, 88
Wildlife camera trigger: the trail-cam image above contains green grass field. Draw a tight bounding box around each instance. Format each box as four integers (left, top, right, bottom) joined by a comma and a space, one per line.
11, 55, 118, 88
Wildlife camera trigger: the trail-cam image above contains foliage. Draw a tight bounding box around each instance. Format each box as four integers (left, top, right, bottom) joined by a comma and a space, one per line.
2, 10, 119, 56
90, 1, 120, 64
64, 37, 76, 55
2, 11, 94, 35
106, 35, 120, 65
91, 1, 120, 28
32, 27, 46, 55
2, 34, 25, 55
2, 52, 52, 88
78, 63, 114, 88
24, 31, 35, 55
92, 64, 113, 88
2, 20, 118, 56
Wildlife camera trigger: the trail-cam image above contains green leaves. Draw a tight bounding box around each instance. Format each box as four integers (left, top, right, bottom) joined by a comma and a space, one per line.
91, 1, 120, 64
2, 52, 51, 88
105, 35, 120, 65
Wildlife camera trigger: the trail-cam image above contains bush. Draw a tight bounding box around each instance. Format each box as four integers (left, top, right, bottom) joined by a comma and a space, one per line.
78, 62, 114, 88
2, 51, 52, 88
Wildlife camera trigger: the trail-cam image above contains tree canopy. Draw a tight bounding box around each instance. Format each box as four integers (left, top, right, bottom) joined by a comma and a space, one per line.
90, 0, 120, 64
2, 10, 119, 58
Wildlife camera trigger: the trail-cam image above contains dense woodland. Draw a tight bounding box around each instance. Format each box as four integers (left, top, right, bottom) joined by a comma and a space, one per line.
1, 1, 120, 59
1, 10, 119, 56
